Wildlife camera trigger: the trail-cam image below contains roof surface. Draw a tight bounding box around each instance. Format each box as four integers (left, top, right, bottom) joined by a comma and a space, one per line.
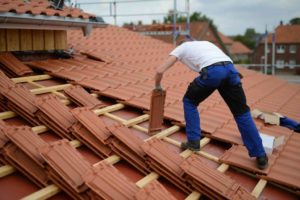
0, 0, 95, 19
0, 24, 300, 200
231, 41, 252, 54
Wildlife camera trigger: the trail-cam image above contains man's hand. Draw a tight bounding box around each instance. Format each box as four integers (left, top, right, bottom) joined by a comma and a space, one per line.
154, 85, 163, 92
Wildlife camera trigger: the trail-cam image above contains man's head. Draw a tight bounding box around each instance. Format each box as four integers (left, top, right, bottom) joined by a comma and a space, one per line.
178, 35, 195, 45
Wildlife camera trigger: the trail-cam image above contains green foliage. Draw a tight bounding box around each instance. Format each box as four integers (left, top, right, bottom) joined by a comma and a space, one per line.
163, 11, 214, 25
232, 28, 258, 50
289, 17, 300, 25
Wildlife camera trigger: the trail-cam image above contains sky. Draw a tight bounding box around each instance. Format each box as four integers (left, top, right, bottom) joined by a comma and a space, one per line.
74, 0, 300, 36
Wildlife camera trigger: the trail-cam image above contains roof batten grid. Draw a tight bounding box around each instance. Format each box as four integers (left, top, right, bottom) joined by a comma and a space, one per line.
1, 75, 298, 198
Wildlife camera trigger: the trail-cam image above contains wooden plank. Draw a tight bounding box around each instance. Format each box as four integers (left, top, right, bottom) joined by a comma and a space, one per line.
32, 30, 44, 51
93, 103, 125, 116
217, 163, 229, 173
69, 140, 81, 148
0, 29, 6, 52
102, 155, 121, 165
44, 30, 55, 50
0, 165, 16, 178
251, 179, 267, 198
54, 30, 67, 50
145, 125, 180, 141
197, 151, 219, 162
123, 114, 149, 127
103, 112, 126, 123
0, 111, 17, 120
30, 84, 71, 95
21, 184, 61, 200
136, 172, 159, 188
6, 29, 20, 51
185, 191, 201, 200
20, 29, 33, 51
31, 125, 48, 134
11, 74, 52, 83
28, 81, 67, 99
132, 125, 148, 133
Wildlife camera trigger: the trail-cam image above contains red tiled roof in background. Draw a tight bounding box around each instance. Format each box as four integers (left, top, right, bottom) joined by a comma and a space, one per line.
0, 0, 95, 19
218, 31, 234, 45
264, 24, 300, 44
231, 41, 252, 54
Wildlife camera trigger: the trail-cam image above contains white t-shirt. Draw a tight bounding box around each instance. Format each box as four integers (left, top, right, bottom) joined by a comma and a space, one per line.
169, 41, 233, 72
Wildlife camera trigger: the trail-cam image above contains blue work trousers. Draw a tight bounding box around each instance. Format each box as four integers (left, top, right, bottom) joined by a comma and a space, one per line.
280, 117, 300, 133
183, 63, 266, 157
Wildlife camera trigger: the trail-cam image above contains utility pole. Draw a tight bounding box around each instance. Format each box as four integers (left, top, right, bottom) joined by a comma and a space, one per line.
271, 29, 276, 75
173, 0, 177, 46
264, 25, 268, 74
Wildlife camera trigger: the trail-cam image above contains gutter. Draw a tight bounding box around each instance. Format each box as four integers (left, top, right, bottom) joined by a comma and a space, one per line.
0, 12, 108, 36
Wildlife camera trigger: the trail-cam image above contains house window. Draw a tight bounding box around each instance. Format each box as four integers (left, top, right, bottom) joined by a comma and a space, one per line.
276, 60, 285, 69
276, 45, 285, 53
289, 45, 297, 53
289, 60, 296, 69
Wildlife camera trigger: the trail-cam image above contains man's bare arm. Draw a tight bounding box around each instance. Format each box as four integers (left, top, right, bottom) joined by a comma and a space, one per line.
155, 55, 177, 88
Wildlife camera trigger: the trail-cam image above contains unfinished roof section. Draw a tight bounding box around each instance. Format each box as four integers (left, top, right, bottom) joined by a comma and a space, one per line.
0, 0, 107, 36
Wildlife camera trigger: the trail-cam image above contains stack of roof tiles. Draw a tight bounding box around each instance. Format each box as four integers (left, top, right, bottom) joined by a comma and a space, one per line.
0, 53, 33, 77
0, 70, 39, 125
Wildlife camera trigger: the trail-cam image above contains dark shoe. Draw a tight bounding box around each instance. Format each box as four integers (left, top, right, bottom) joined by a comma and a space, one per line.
256, 154, 269, 170
181, 140, 200, 151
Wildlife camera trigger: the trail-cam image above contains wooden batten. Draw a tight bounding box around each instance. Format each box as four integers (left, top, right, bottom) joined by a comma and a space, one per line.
20, 29, 33, 51
6, 29, 20, 51
0, 29, 6, 52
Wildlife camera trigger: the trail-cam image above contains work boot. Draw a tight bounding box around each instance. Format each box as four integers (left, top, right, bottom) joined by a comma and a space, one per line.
256, 154, 269, 170
181, 140, 200, 151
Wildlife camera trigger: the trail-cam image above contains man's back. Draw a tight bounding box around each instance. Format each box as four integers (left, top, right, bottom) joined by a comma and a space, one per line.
170, 41, 232, 72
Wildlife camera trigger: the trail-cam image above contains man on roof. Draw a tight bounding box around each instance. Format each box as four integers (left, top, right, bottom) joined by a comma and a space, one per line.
155, 40, 268, 170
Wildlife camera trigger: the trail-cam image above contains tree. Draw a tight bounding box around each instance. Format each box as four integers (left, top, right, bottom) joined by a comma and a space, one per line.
232, 28, 258, 50
290, 17, 300, 25
163, 11, 214, 24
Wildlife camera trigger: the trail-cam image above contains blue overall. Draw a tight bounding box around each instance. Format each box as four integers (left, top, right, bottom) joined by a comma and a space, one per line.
183, 62, 266, 157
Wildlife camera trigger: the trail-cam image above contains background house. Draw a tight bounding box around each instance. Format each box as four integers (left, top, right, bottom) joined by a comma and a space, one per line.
124, 21, 230, 55
253, 24, 300, 74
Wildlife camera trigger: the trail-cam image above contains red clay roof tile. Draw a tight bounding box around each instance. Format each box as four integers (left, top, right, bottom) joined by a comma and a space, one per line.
71, 122, 112, 159
266, 134, 300, 189
5, 126, 47, 168
141, 138, 190, 193
39, 139, 92, 193
35, 94, 76, 139
108, 124, 149, 174
135, 180, 177, 200
64, 85, 104, 108
181, 154, 255, 199
3, 143, 49, 188
149, 89, 166, 133
84, 162, 139, 199
219, 145, 278, 175
71, 107, 112, 144
2, 84, 39, 125
0, 120, 9, 149
0, 0, 95, 19
0, 53, 33, 77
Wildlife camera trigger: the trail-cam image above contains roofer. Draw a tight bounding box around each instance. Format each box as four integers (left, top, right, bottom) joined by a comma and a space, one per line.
155, 40, 268, 170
